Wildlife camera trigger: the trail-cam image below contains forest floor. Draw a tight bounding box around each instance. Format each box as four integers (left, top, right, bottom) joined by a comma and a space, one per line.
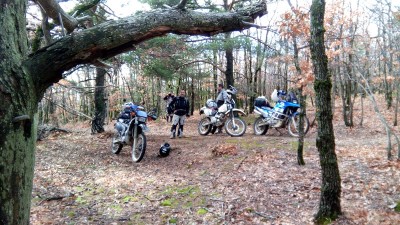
31, 97, 400, 225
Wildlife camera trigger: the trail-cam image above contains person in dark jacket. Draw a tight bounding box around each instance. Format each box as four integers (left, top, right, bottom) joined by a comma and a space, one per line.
168, 89, 190, 138
163, 92, 175, 122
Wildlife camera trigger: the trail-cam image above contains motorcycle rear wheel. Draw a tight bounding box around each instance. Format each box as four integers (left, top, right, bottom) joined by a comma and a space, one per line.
253, 117, 269, 135
225, 117, 247, 137
111, 132, 123, 154
132, 133, 146, 162
287, 114, 310, 137
198, 117, 212, 135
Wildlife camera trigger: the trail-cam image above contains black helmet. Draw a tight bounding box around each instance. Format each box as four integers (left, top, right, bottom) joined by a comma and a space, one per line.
159, 143, 171, 157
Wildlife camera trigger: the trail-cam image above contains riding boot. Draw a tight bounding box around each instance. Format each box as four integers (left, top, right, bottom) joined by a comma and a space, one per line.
170, 125, 177, 139
178, 125, 184, 138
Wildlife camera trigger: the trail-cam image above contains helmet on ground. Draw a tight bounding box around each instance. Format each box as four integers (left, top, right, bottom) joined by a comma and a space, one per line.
159, 142, 171, 157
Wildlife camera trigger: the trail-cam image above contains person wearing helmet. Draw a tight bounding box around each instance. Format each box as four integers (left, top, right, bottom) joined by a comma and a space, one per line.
169, 89, 190, 138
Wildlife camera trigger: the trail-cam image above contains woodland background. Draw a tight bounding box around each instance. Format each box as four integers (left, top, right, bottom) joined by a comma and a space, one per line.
31, 0, 400, 149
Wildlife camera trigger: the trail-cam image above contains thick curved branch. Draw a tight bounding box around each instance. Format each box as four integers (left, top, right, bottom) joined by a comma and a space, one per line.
25, 2, 267, 98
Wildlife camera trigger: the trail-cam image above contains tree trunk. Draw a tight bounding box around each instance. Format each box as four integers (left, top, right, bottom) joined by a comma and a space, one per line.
213, 46, 218, 98
292, 37, 306, 166
0, 1, 38, 224
225, 32, 234, 88
91, 67, 107, 133
310, 0, 342, 223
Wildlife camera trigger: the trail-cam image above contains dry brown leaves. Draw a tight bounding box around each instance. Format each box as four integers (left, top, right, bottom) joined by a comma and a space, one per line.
30, 95, 400, 224
211, 144, 238, 157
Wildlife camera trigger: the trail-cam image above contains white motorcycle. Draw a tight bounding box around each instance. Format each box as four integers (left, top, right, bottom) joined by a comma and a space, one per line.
198, 87, 247, 137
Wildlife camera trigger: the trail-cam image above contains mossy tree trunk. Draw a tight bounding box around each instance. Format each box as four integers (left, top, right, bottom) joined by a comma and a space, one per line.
310, 0, 342, 223
0, 1, 267, 224
0, 1, 38, 224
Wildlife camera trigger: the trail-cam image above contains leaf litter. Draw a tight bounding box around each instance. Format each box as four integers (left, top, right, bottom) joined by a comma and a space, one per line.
31, 97, 400, 224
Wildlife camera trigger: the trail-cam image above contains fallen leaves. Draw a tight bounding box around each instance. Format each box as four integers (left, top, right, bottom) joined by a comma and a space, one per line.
31, 96, 400, 224
211, 144, 238, 156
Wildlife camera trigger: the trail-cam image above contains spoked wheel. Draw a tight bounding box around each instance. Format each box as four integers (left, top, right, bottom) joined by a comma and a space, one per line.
253, 117, 269, 135
225, 117, 247, 137
287, 114, 310, 137
111, 132, 123, 154
132, 133, 147, 162
198, 117, 212, 135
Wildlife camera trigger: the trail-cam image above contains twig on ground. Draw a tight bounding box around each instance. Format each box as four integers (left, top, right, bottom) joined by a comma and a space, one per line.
236, 156, 248, 170
254, 211, 274, 219
39, 193, 74, 205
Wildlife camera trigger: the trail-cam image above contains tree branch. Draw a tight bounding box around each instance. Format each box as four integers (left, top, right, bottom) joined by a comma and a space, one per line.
36, 0, 79, 33
24, 2, 267, 99
174, 0, 189, 9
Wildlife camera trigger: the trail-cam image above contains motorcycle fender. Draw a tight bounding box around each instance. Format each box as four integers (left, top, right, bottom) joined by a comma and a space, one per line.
128, 122, 143, 135
291, 111, 299, 117
139, 123, 149, 132
227, 109, 247, 116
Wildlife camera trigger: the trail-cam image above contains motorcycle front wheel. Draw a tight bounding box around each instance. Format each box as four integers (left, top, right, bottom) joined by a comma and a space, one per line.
198, 117, 212, 135
253, 117, 269, 135
225, 117, 247, 137
287, 114, 310, 137
132, 133, 147, 162
111, 132, 123, 154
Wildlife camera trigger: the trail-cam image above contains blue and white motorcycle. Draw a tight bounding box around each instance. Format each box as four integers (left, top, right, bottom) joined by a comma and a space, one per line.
111, 102, 157, 162
253, 90, 309, 137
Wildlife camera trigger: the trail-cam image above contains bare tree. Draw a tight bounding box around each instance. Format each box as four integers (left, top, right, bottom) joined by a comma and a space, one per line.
310, 0, 342, 223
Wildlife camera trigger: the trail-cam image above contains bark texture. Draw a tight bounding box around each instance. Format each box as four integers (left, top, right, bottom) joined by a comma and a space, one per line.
92, 67, 107, 133
1, 1, 267, 224
0, 1, 38, 224
310, 0, 342, 223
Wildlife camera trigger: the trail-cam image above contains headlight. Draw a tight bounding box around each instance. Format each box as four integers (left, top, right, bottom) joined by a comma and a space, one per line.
137, 117, 147, 123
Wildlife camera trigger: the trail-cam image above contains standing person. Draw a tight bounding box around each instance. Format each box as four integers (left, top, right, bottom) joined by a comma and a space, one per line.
216, 83, 228, 107
215, 83, 228, 133
163, 92, 175, 122
169, 89, 190, 138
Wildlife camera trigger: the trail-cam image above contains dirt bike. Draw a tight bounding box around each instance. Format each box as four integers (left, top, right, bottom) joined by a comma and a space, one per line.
111, 102, 157, 162
253, 92, 309, 137
198, 87, 247, 137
